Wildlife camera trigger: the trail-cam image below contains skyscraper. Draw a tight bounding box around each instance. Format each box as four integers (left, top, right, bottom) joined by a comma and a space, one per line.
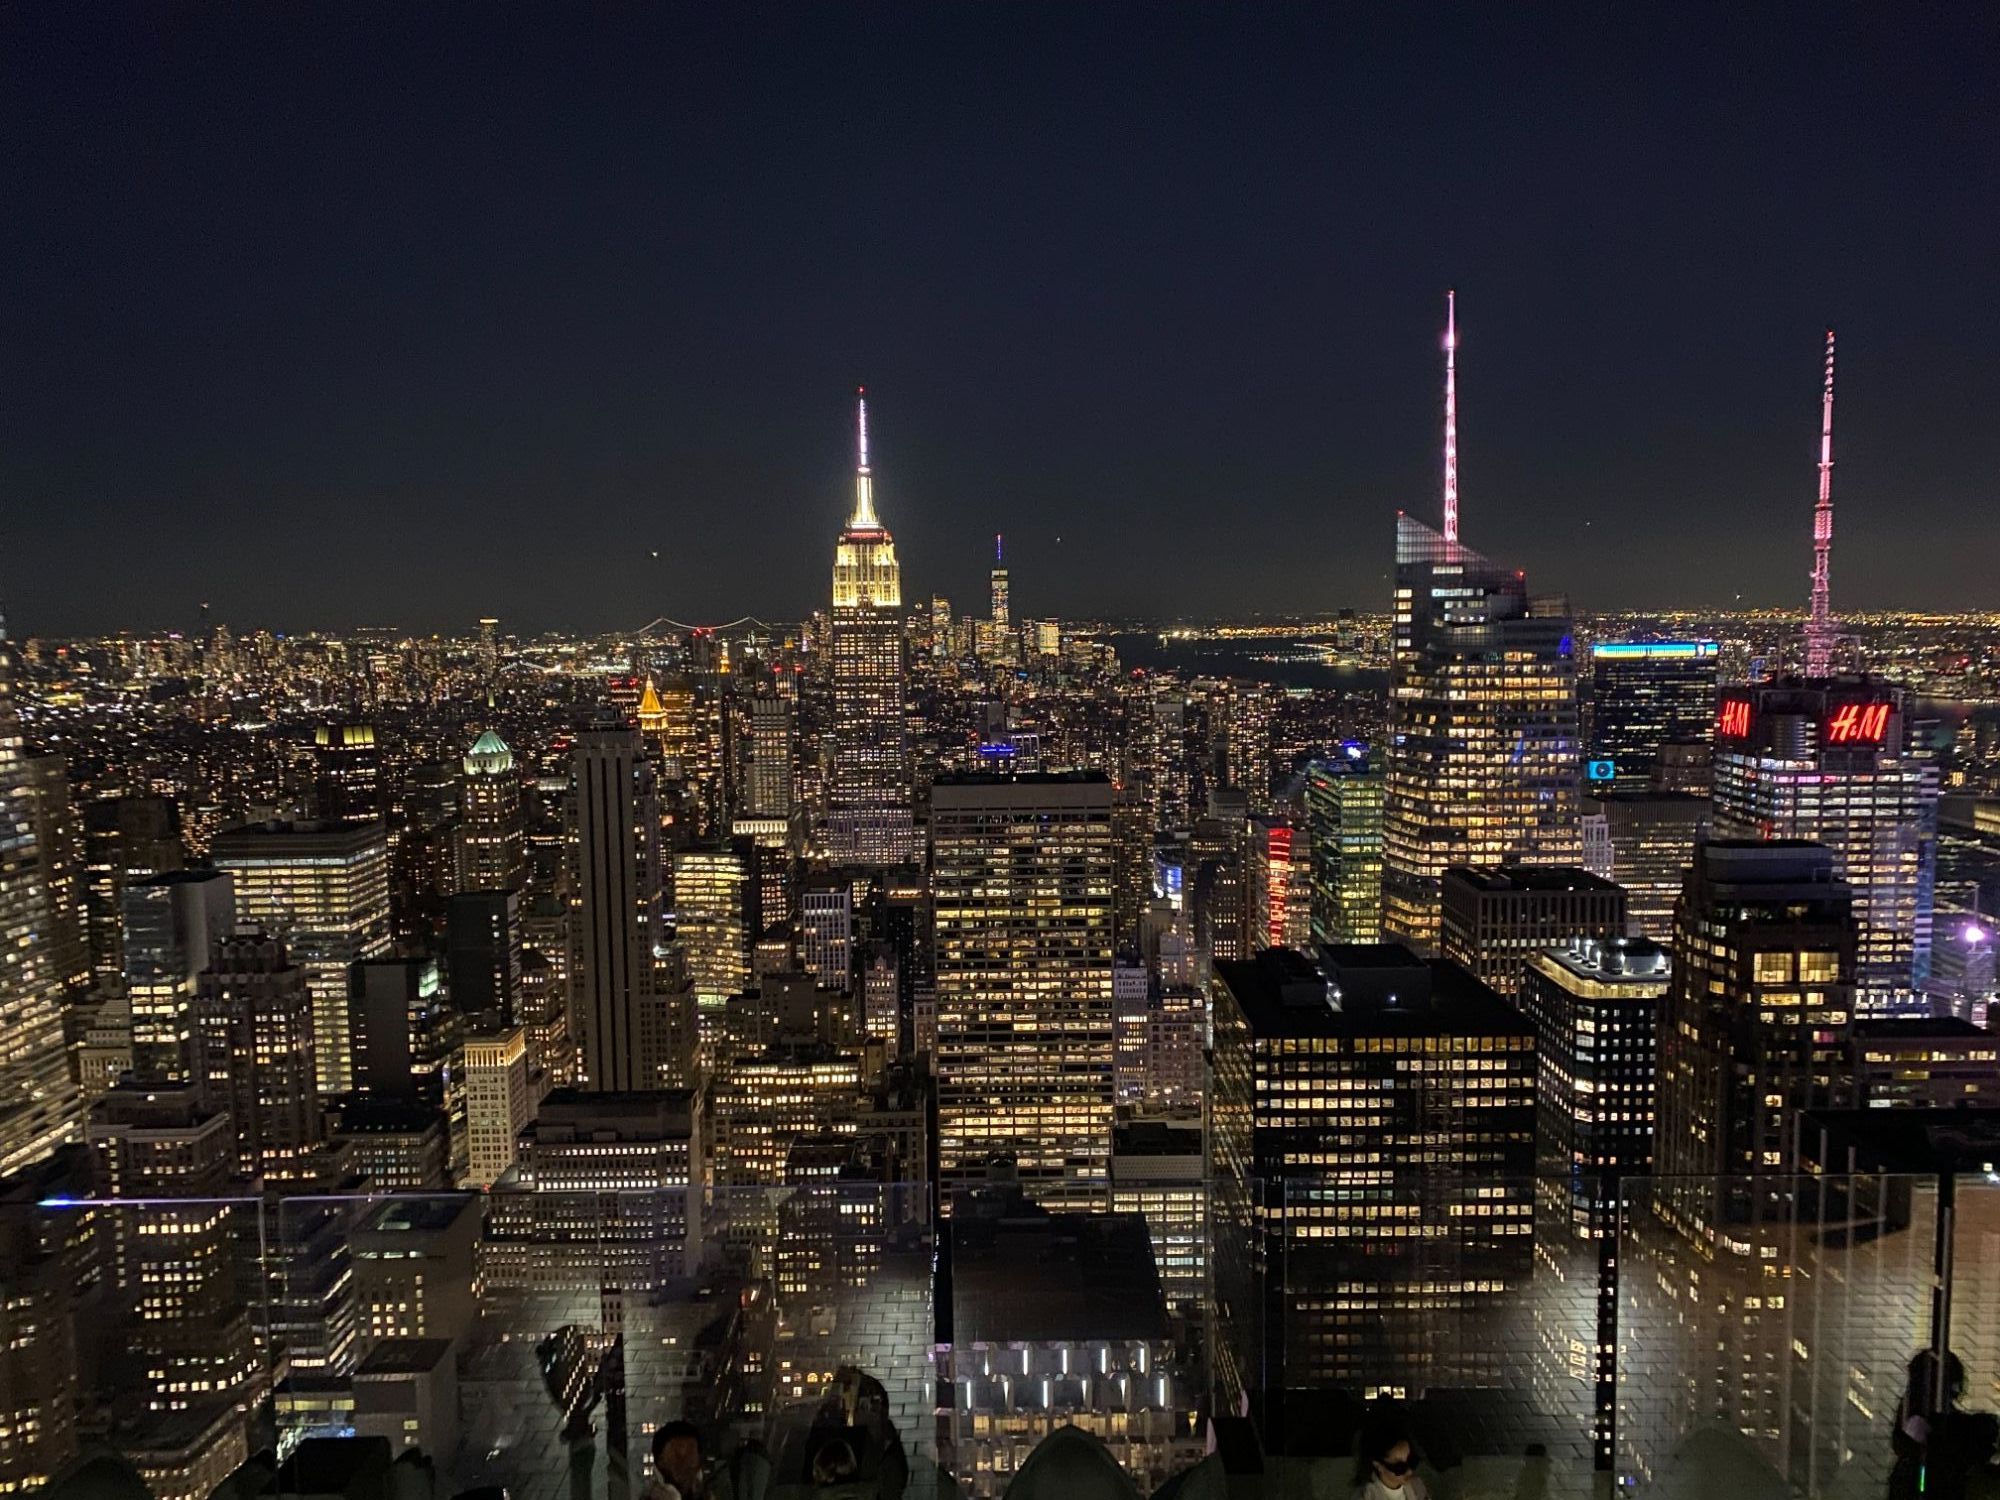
313, 723, 384, 824
1711, 680, 1937, 1014
1522, 937, 1668, 1465
210, 818, 393, 1096
827, 392, 915, 864
1212, 944, 1536, 1410
743, 693, 794, 818
1438, 865, 1626, 1000
192, 930, 326, 1183
1585, 789, 1708, 942
565, 728, 671, 1092
123, 869, 236, 1082
457, 727, 528, 892
932, 772, 1115, 1209
0, 618, 82, 1177
1304, 746, 1385, 943
462, 1025, 530, 1188
1654, 840, 1857, 1234
1383, 514, 1581, 945
1588, 641, 1720, 789
989, 533, 1009, 626
674, 842, 752, 1071
1382, 299, 1580, 944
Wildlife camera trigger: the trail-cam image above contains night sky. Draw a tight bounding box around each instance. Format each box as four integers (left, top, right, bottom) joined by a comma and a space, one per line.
3, 6, 1995, 636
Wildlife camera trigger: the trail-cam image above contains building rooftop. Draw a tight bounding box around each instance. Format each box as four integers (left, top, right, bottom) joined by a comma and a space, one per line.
949, 1207, 1168, 1345
354, 1338, 456, 1377
1533, 936, 1672, 984
356, 1194, 477, 1236
1442, 864, 1624, 897
1217, 945, 1528, 1039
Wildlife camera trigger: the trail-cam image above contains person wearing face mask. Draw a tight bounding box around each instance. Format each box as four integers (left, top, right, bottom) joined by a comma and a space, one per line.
1353, 1422, 1428, 1500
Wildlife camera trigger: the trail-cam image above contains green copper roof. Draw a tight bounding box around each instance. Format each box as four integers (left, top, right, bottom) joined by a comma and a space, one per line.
464, 727, 513, 774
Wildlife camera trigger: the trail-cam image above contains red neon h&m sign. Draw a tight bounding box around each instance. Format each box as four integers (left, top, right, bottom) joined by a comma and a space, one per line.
1824, 701, 1891, 746
1716, 698, 1752, 740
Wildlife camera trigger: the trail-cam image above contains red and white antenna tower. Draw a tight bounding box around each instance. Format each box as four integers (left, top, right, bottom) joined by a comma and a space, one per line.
1805, 330, 1837, 676
1442, 289, 1459, 550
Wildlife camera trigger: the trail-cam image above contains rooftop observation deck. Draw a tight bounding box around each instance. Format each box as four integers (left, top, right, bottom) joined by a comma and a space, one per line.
12, 1151, 1999, 1500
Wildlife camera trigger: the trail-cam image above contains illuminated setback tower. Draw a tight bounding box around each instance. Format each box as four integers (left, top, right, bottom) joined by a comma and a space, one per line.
828, 391, 916, 864
1383, 296, 1581, 944
1711, 681, 1937, 1015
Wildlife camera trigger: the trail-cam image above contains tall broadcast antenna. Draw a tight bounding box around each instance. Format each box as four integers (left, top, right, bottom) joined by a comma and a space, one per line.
1443, 289, 1459, 550
1805, 330, 1837, 676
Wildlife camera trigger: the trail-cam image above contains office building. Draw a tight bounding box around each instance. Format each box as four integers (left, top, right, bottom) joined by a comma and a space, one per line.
1439, 865, 1626, 1000
123, 869, 236, 1082
933, 772, 1115, 1208
84, 794, 184, 984
1304, 746, 1385, 944
1712, 680, 1938, 1015
462, 1025, 531, 1187
674, 843, 753, 1067
346, 956, 454, 1102
192, 930, 327, 1183
827, 393, 916, 864
445, 887, 520, 1026
1247, 815, 1303, 949
743, 694, 794, 818
565, 728, 670, 1092
1212, 944, 1536, 1409
1655, 841, 1857, 1237
1847, 1017, 2000, 1108
1521, 938, 1668, 1465
22, 755, 89, 1000
457, 728, 528, 892
0, 1150, 93, 1493
484, 1089, 704, 1291
1383, 517, 1581, 945
86, 1083, 259, 1411
313, 723, 383, 824
210, 818, 393, 1096
353, 1340, 459, 1462
800, 877, 854, 995
1586, 790, 1707, 943
1588, 641, 1720, 789
1109, 1113, 1206, 1320
350, 1195, 477, 1351
712, 1042, 864, 1185
330, 1096, 451, 1190
0, 623, 82, 1176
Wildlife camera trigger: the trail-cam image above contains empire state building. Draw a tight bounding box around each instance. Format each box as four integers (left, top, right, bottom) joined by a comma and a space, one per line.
828, 392, 916, 864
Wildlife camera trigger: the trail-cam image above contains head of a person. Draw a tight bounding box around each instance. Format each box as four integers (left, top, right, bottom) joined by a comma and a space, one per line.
652, 1420, 703, 1492
1908, 1349, 1968, 1412
1356, 1424, 1420, 1492
810, 1438, 859, 1486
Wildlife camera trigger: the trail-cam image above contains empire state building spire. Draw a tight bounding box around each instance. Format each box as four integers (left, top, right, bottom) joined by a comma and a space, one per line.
848, 387, 881, 531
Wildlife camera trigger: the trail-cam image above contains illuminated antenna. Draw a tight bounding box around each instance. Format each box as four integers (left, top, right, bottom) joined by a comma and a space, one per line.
1442, 290, 1459, 550
1805, 330, 1836, 676
996, 533, 1003, 563
849, 386, 879, 529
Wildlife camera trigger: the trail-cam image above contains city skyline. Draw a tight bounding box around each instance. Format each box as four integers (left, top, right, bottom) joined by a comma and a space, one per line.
4, 7, 1997, 633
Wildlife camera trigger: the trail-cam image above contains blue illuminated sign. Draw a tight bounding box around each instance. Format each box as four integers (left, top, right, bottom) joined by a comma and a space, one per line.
1591, 641, 1720, 660
1586, 759, 1617, 781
